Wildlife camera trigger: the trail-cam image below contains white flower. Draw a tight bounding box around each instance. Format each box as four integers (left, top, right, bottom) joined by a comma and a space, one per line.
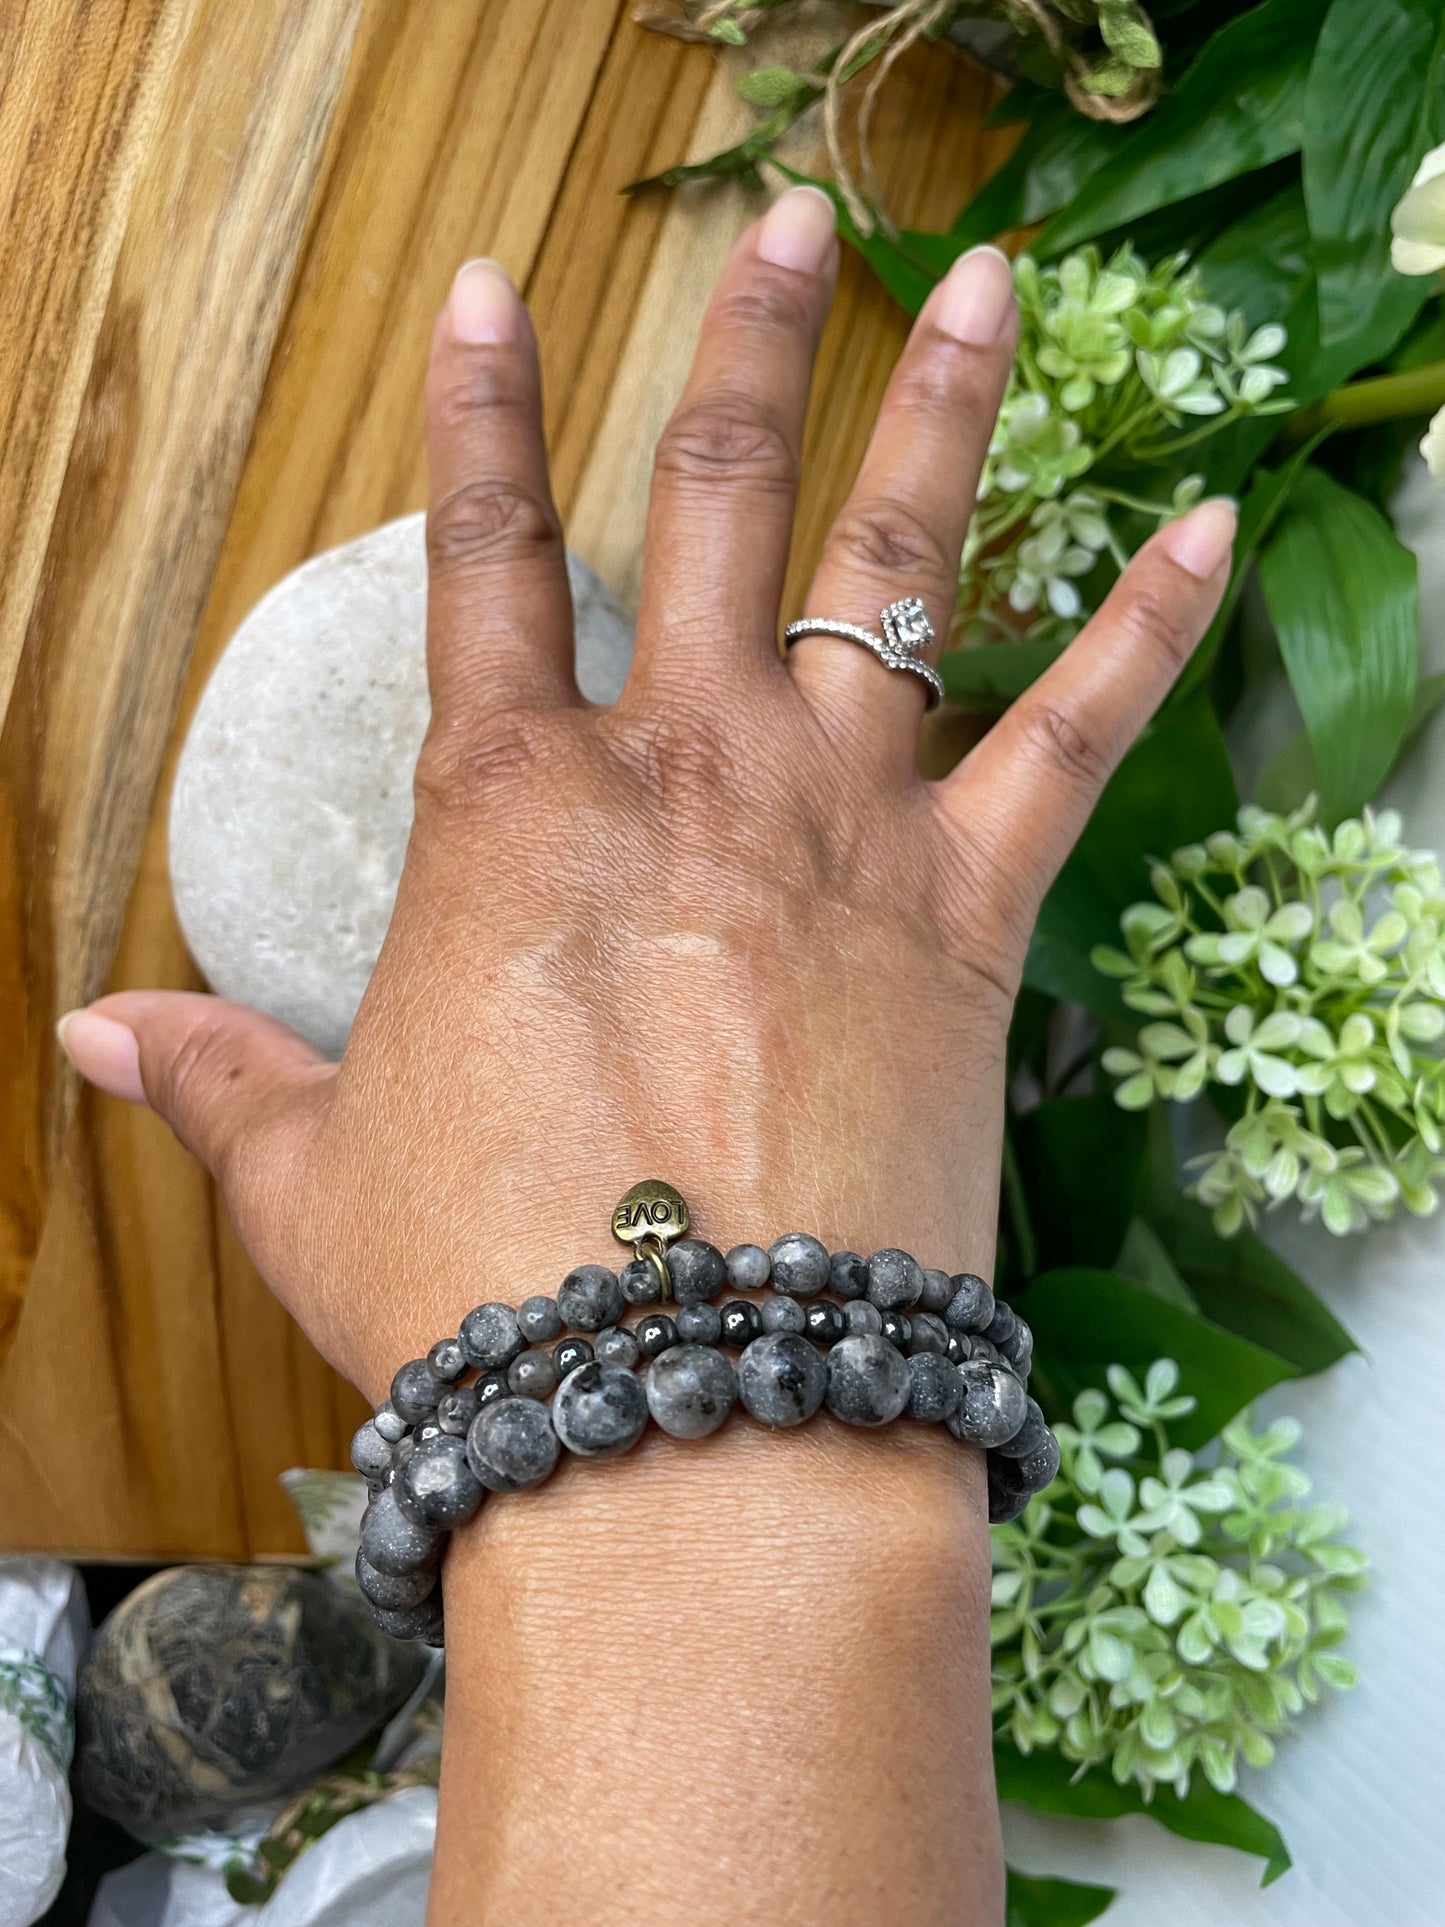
1215, 1006, 1301, 1098
1422, 404, 1445, 484
1391, 142, 1445, 276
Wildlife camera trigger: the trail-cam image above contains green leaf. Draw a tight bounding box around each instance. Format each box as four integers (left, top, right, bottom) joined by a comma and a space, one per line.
1019, 1267, 1297, 1449
770, 165, 947, 313
949, 94, 1126, 248
1257, 465, 1420, 822
1026, 694, 1237, 1018
734, 64, 810, 109
1303, 0, 1445, 361
1014, 1096, 1149, 1273
995, 1745, 1293, 1886
1115, 1216, 1199, 1311
1036, 0, 1324, 255
1006, 1866, 1115, 1927
940, 639, 1064, 710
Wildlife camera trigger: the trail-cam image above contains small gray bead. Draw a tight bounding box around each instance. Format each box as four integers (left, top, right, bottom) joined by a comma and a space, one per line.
906, 1352, 963, 1424
396, 1434, 484, 1530
761, 1294, 806, 1335
390, 1358, 442, 1425
676, 1303, 722, 1346
768, 1233, 830, 1298
552, 1361, 649, 1458
970, 1337, 1004, 1368
427, 1338, 467, 1383
646, 1344, 737, 1438
725, 1244, 771, 1292
518, 1295, 562, 1343
825, 1334, 911, 1427
466, 1395, 562, 1491
843, 1299, 883, 1336
436, 1385, 480, 1437
595, 1325, 641, 1368
350, 1420, 393, 1480
355, 1548, 435, 1612
737, 1333, 828, 1428
373, 1402, 408, 1445
460, 1302, 525, 1372
908, 1310, 951, 1356
944, 1273, 994, 1334
865, 1248, 924, 1311
508, 1349, 558, 1400
360, 1486, 442, 1577
371, 1591, 445, 1644
619, 1257, 662, 1306
558, 1264, 624, 1332
994, 1317, 1033, 1376
947, 1362, 1029, 1449
415, 1419, 443, 1444
995, 1396, 1050, 1462
919, 1268, 954, 1314
667, 1240, 728, 1304
1013, 1428, 1061, 1493
984, 1301, 1019, 1349
828, 1251, 869, 1300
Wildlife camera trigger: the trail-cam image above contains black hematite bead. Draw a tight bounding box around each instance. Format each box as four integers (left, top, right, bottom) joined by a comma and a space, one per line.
518, 1294, 562, 1344
908, 1310, 951, 1356
415, 1419, 443, 1443
676, 1302, 723, 1346
635, 1313, 678, 1359
880, 1310, 912, 1350
720, 1300, 762, 1348
475, 1369, 512, 1409
768, 1233, 831, 1298
619, 1258, 663, 1306
828, 1251, 869, 1300
553, 1337, 595, 1379
667, 1240, 729, 1304
946, 1332, 972, 1366
804, 1300, 845, 1344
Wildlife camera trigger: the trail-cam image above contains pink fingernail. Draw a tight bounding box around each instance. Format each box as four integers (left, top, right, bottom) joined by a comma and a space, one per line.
934, 245, 1016, 347
756, 185, 837, 274
57, 1008, 146, 1102
449, 258, 521, 345
1161, 498, 1238, 579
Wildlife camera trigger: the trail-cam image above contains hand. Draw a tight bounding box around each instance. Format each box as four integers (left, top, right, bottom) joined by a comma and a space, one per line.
60, 186, 1233, 1926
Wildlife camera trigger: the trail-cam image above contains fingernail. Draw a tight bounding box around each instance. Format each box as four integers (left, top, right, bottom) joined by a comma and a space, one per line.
448, 258, 521, 345
756, 185, 837, 274
934, 245, 1016, 347
57, 1008, 145, 1103
1161, 498, 1238, 579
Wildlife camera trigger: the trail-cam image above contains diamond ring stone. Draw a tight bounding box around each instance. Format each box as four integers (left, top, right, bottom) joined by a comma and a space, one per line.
782, 599, 944, 709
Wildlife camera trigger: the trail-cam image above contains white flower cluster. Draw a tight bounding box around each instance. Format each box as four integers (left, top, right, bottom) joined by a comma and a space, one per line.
1389, 140, 1445, 484
992, 1362, 1363, 1800
961, 246, 1289, 636
1095, 800, 1445, 1236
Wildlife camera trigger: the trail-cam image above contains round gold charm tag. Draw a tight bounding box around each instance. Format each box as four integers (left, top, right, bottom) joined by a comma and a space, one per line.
611, 1179, 690, 1250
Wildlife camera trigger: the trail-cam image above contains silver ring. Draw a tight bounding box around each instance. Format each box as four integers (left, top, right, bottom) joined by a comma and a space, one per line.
783, 598, 944, 711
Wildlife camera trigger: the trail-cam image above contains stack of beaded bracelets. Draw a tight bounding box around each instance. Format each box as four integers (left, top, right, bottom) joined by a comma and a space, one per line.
350, 1182, 1060, 1644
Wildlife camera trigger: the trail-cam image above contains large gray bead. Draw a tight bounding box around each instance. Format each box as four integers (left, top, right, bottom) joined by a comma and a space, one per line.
361, 1486, 442, 1577
350, 1419, 393, 1479
355, 1549, 435, 1612
906, 1352, 963, 1423
947, 1362, 1028, 1448
370, 1591, 445, 1645
737, 1333, 827, 1427
396, 1434, 484, 1529
646, 1344, 737, 1438
596, 1324, 642, 1368
667, 1239, 728, 1304
552, 1360, 649, 1458
944, 1273, 994, 1334
825, 1334, 911, 1426
865, 1248, 924, 1311
919, 1267, 953, 1313
676, 1302, 722, 1346
558, 1264, 624, 1331
908, 1310, 951, 1355
843, 1299, 883, 1336
466, 1395, 562, 1491
508, 1348, 558, 1400
460, 1301, 525, 1371
1014, 1428, 1061, 1494
389, 1358, 442, 1424
760, 1294, 806, 1335
768, 1233, 830, 1298
829, 1250, 868, 1299
725, 1243, 771, 1291
994, 1395, 1050, 1462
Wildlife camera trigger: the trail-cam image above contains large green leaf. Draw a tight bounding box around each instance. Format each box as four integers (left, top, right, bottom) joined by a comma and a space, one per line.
1257, 465, 1420, 823
1014, 1096, 1149, 1274
949, 94, 1126, 248
995, 1746, 1292, 1886
1303, 0, 1445, 361
773, 166, 951, 315
940, 639, 1064, 711
1006, 1868, 1115, 1927
1019, 1267, 1297, 1449
1036, 0, 1325, 255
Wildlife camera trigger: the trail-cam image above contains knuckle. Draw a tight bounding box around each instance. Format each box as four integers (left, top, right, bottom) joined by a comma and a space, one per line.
713, 274, 816, 342
413, 711, 552, 814
160, 1023, 249, 1175
653, 397, 798, 495
430, 354, 530, 434
1115, 575, 1195, 671
1016, 698, 1112, 792
829, 494, 953, 586
426, 478, 560, 580
891, 349, 986, 421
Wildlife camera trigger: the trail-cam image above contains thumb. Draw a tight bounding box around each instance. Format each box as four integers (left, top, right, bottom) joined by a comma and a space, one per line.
58, 990, 333, 1186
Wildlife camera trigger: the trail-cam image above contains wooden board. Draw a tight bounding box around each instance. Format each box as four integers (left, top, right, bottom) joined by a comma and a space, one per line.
0, 0, 1010, 1556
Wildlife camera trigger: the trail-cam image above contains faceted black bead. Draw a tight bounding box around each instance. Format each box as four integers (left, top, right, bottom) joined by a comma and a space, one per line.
906, 1351, 964, 1423
635, 1313, 678, 1360
557, 1264, 624, 1333
880, 1310, 912, 1350
389, 1358, 442, 1425
460, 1302, 525, 1372
719, 1300, 762, 1348
946, 1332, 972, 1366
518, 1295, 562, 1344
918, 1268, 954, 1314
619, 1258, 663, 1307
768, 1233, 831, 1298
676, 1302, 723, 1346
908, 1310, 951, 1356
436, 1385, 480, 1437
595, 1325, 641, 1369
427, 1338, 467, 1383
725, 1244, 771, 1292
803, 1300, 845, 1344
508, 1348, 558, 1400
865, 1248, 925, 1311
761, 1294, 806, 1336
667, 1240, 728, 1305
828, 1251, 869, 1300
553, 1337, 595, 1379
944, 1273, 995, 1334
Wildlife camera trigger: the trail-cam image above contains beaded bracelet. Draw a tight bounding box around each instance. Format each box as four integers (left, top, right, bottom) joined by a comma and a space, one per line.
349, 1181, 1061, 1644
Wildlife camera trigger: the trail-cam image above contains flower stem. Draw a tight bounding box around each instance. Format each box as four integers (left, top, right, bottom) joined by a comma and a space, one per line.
1285, 359, 1445, 440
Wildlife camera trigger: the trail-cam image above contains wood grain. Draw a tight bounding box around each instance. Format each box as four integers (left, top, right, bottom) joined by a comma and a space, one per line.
0, 2, 1010, 1555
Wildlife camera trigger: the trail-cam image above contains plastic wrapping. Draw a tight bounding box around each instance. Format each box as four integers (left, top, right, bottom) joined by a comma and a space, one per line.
0, 1558, 89, 1927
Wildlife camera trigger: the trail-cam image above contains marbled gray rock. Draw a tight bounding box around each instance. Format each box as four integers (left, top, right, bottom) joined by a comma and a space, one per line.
466, 1395, 561, 1492
736, 1333, 827, 1428
551, 1361, 649, 1458
645, 1344, 737, 1438
824, 1334, 911, 1427
947, 1362, 1028, 1449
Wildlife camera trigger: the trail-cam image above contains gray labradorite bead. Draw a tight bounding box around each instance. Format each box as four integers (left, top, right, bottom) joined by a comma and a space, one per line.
427, 1337, 466, 1382
508, 1348, 558, 1400
984, 1301, 1019, 1349
825, 1333, 911, 1427
829, 1250, 869, 1299
558, 1263, 624, 1331
986, 1455, 1033, 1525
371, 1591, 445, 1646
396, 1433, 484, 1530
945, 1273, 995, 1334
995, 1396, 1050, 1462
1014, 1429, 1061, 1494
865, 1248, 925, 1311
843, 1299, 883, 1335
947, 1362, 1028, 1449
768, 1233, 830, 1298
906, 1352, 963, 1423
761, 1293, 806, 1336
595, 1324, 642, 1368
919, 1267, 953, 1314
970, 1337, 1003, 1368
389, 1358, 442, 1425
518, 1294, 562, 1343
619, 1257, 663, 1306
908, 1310, 951, 1356
676, 1302, 722, 1346
436, 1384, 480, 1436
350, 1419, 393, 1479
355, 1548, 436, 1612
460, 1301, 525, 1372
552, 1360, 649, 1458
995, 1319, 1033, 1377
373, 1401, 408, 1444
646, 1344, 738, 1438
667, 1239, 728, 1304
737, 1333, 827, 1428
466, 1394, 562, 1491
725, 1243, 771, 1292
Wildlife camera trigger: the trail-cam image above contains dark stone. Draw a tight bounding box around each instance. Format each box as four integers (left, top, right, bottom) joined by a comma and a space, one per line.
986, 1454, 1033, 1525
947, 1363, 1028, 1449
619, 1257, 662, 1306
676, 1302, 723, 1346
828, 1251, 869, 1300
595, 1324, 642, 1369
994, 1396, 1050, 1462
843, 1300, 883, 1336
466, 1395, 561, 1491
552, 1360, 649, 1458
646, 1344, 737, 1438
1013, 1429, 1061, 1494
768, 1233, 830, 1298
460, 1302, 525, 1372
994, 1316, 1033, 1377
360, 1484, 442, 1576
518, 1295, 562, 1344
946, 1332, 972, 1365
635, 1313, 678, 1360
719, 1299, 762, 1348
475, 1369, 513, 1409
865, 1248, 925, 1311
355, 1549, 435, 1612
553, 1337, 594, 1378
666, 1240, 728, 1304
75, 1565, 424, 1840
725, 1244, 771, 1292
908, 1310, 951, 1356
944, 1273, 994, 1334
919, 1268, 954, 1314
436, 1384, 481, 1437
349, 1420, 393, 1480
395, 1434, 484, 1529
761, 1294, 806, 1336
426, 1338, 466, 1383
880, 1310, 912, 1351
906, 1352, 963, 1423
824, 1334, 911, 1427
372, 1402, 407, 1445
508, 1348, 558, 1400
370, 1591, 446, 1646
558, 1264, 624, 1332
803, 1300, 845, 1344
736, 1333, 827, 1428
983, 1301, 1019, 1350
389, 1358, 442, 1425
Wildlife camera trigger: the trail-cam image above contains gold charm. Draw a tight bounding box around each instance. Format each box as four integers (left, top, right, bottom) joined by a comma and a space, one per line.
612, 1179, 689, 1303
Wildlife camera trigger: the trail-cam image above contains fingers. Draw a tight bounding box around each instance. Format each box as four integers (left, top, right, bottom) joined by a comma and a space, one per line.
791, 247, 1017, 776
627, 186, 838, 702
423, 260, 575, 735
941, 499, 1237, 924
